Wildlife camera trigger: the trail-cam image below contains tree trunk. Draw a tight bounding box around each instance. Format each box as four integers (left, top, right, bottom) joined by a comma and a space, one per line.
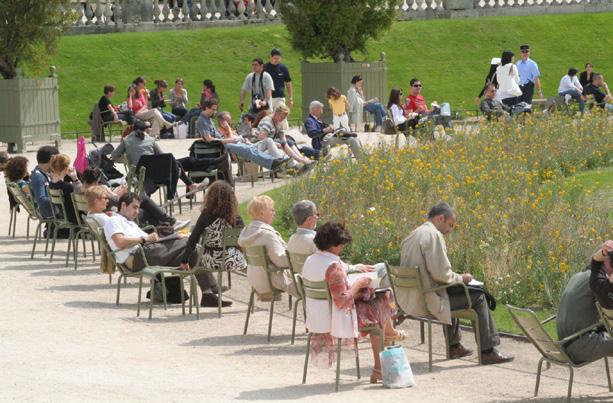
0, 57, 17, 80
328, 45, 354, 63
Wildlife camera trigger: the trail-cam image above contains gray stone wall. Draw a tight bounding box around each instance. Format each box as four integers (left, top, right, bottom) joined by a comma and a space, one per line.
66, 0, 613, 34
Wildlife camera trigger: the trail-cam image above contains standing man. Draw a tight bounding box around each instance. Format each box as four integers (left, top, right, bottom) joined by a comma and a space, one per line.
398, 202, 514, 365
264, 48, 293, 110
516, 44, 543, 105
240, 58, 274, 114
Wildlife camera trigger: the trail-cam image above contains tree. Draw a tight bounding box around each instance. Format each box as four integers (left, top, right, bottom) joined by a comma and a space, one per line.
279, 0, 399, 63
0, 0, 73, 79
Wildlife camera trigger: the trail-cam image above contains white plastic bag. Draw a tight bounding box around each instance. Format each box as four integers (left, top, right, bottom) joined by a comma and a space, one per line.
380, 345, 415, 388
174, 123, 188, 139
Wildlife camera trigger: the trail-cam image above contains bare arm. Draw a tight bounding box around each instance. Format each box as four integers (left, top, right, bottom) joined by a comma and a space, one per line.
111, 232, 158, 250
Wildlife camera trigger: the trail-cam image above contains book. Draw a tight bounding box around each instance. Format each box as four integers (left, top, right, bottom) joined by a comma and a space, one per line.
347, 271, 380, 288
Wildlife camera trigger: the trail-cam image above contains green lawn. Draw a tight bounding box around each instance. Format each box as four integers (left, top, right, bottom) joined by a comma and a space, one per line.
40, 12, 613, 135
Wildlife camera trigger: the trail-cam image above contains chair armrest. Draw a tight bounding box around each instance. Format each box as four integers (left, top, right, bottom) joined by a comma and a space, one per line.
424, 282, 472, 310
558, 321, 603, 346
541, 315, 557, 325
134, 245, 149, 267
267, 265, 289, 273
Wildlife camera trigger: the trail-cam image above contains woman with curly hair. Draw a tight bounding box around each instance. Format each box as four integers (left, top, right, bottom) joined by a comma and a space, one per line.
48, 154, 81, 225
179, 180, 244, 307
5, 156, 30, 192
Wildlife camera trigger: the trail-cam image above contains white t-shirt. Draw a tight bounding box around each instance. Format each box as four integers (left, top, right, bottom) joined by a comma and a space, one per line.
88, 212, 112, 227
103, 214, 147, 263
558, 75, 583, 94
241, 72, 275, 100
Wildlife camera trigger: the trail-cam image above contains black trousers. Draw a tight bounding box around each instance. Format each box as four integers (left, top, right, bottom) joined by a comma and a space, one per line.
519, 81, 535, 105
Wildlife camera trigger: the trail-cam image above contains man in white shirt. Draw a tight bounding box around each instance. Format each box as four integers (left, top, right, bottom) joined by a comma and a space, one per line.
240, 58, 274, 114
102, 192, 227, 306
558, 67, 585, 114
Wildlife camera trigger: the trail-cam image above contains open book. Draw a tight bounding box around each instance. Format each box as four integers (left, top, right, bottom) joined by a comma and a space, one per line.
347, 271, 380, 289
468, 279, 484, 287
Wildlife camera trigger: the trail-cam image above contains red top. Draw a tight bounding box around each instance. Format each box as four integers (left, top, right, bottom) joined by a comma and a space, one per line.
404, 94, 429, 114
130, 93, 146, 114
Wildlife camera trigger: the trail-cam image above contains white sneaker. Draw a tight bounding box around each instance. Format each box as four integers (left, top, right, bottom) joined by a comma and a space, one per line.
173, 220, 191, 231
287, 160, 300, 169
564, 94, 572, 105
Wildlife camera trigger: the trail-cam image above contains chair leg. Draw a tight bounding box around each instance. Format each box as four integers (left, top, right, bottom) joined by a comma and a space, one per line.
267, 296, 275, 343
227, 270, 232, 289
72, 231, 79, 270
49, 226, 59, 263
148, 279, 155, 320
193, 274, 200, 319
136, 276, 143, 317
473, 316, 482, 364
26, 215, 31, 240
335, 338, 342, 392
428, 320, 433, 372
217, 269, 223, 318
420, 321, 425, 344
606, 356, 612, 392
302, 333, 311, 384
90, 237, 96, 262
443, 323, 450, 360
567, 365, 574, 403
354, 338, 361, 380
31, 222, 41, 259
116, 274, 124, 305
65, 228, 74, 266
535, 357, 544, 397
243, 289, 255, 335
291, 298, 300, 345
180, 275, 186, 316
44, 225, 51, 255
288, 294, 292, 311
8, 208, 13, 236
160, 275, 168, 311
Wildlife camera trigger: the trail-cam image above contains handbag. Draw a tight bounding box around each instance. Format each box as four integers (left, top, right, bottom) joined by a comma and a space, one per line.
381, 345, 416, 388
382, 116, 398, 135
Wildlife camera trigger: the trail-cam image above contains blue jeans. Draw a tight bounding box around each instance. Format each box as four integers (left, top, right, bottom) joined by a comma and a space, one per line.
364, 102, 386, 126
225, 143, 275, 169
559, 89, 585, 112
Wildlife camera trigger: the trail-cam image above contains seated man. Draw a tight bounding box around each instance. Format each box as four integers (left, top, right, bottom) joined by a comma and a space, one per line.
404, 78, 452, 128
479, 84, 511, 120
304, 100, 362, 158
102, 192, 230, 307
287, 199, 388, 285
399, 202, 513, 365
584, 73, 613, 109
257, 104, 317, 167
30, 145, 59, 220
199, 103, 287, 172
557, 240, 613, 363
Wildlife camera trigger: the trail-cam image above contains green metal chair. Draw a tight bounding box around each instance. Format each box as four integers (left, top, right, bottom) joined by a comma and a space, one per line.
85, 216, 196, 320
243, 245, 293, 342
507, 304, 612, 402
597, 302, 613, 335
299, 274, 384, 392
188, 225, 244, 319
385, 263, 482, 371
71, 192, 97, 267
7, 183, 53, 258
47, 187, 80, 268
125, 165, 146, 196
187, 141, 222, 187
286, 250, 311, 345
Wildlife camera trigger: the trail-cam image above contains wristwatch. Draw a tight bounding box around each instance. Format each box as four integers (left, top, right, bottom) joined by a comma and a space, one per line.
140, 236, 146, 245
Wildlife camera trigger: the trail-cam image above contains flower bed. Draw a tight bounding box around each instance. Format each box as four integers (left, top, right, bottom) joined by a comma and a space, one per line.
278, 114, 613, 306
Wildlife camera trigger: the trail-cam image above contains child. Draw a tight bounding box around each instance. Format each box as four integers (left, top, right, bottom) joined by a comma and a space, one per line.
326, 87, 350, 131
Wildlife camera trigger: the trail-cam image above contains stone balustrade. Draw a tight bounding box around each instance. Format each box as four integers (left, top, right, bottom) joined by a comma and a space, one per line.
66, 0, 613, 34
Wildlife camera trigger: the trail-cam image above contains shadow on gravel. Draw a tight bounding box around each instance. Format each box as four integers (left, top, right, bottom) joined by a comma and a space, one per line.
40, 283, 117, 292
182, 333, 290, 347
30, 268, 100, 276
236, 381, 364, 400
494, 395, 612, 403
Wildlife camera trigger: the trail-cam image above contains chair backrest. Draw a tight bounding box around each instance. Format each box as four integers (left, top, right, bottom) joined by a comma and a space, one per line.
6, 182, 40, 220
48, 187, 71, 225
193, 141, 223, 158
300, 275, 330, 301
71, 192, 90, 227
287, 250, 310, 276
222, 225, 243, 248
385, 263, 423, 296
596, 302, 613, 335
506, 304, 570, 365
244, 245, 270, 269
126, 165, 146, 195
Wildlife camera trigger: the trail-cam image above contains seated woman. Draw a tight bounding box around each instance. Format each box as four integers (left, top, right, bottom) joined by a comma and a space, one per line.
127, 83, 174, 138
81, 167, 186, 229
302, 221, 403, 382
5, 156, 30, 192
48, 154, 81, 225
98, 84, 133, 124
169, 78, 188, 119
179, 180, 245, 307
558, 67, 585, 114
347, 75, 387, 132
387, 88, 413, 132
238, 195, 299, 301
149, 79, 176, 123
256, 105, 317, 167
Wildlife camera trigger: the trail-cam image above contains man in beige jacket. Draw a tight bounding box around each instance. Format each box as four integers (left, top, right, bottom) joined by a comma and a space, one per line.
399, 202, 513, 365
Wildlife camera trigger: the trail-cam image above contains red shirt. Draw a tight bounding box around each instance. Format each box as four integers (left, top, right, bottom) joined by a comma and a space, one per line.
404, 94, 429, 114
130, 93, 146, 114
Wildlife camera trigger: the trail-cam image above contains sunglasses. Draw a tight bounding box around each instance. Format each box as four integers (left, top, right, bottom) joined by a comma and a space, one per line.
412, 84, 422, 88
521, 50, 529, 53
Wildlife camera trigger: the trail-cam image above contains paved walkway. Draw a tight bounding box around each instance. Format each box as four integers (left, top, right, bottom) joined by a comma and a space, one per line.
1, 136, 611, 402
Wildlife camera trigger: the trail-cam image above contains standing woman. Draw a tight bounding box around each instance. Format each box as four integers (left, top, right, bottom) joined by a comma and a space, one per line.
127, 84, 174, 137
169, 78, 189, 119
48, 154, 81, 225
495, 50, 522, 107
179, 180, 244, 307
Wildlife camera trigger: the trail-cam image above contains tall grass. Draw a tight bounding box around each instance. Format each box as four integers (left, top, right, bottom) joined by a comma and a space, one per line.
278, 113, 613, 307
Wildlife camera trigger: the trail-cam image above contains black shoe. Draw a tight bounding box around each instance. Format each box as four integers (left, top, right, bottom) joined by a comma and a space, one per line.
200, 293, 232, 307
271, 158, 288, 171
145, 283, 165, 303
211, 285, 229, 294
